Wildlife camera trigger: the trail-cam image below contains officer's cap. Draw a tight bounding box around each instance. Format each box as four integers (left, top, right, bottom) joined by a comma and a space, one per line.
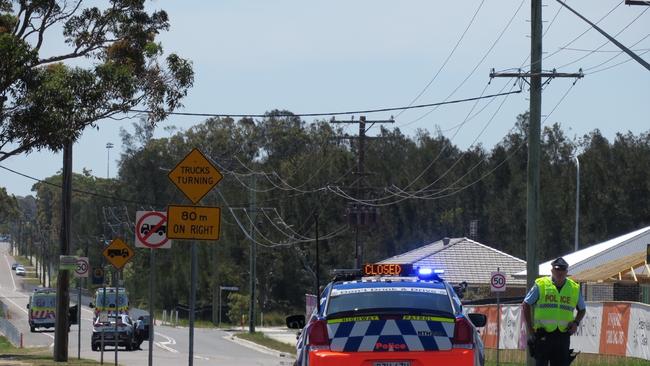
551, 257, 569, 270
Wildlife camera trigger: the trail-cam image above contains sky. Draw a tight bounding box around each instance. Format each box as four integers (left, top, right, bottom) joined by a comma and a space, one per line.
2, 0, 649, 197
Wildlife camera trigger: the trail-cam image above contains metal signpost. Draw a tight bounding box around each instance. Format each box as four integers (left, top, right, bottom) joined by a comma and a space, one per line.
73, 257, 89, 360
167, 148, 223, 366
491, 269, 507, 366
102, 239, 135, 366
135, 210, 173, 366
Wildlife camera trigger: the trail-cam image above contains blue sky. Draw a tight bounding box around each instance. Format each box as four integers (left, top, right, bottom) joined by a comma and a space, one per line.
2, 0, 649, 197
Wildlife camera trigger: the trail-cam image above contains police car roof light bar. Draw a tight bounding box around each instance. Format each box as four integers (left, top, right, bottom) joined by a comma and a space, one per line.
330, 269, 363, 282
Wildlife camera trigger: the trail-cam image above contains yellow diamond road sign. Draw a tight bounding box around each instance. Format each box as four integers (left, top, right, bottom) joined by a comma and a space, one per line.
168, 148, 223, 204
102, 238, 135, 270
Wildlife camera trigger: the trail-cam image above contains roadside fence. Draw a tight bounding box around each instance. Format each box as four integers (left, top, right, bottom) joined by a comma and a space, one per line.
467, 301, 650, 361
0, 299, 23, 347
161, 309, 179, 326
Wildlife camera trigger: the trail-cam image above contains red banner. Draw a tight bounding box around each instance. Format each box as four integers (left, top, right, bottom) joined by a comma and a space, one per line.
599, 302, 631, 356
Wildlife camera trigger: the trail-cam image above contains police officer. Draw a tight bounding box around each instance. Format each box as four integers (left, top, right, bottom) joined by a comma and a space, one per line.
522, 257, 586, 366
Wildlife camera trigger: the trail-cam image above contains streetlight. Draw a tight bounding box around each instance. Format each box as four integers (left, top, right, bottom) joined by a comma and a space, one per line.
106, 142, 114, 179
574, 156, 580, 252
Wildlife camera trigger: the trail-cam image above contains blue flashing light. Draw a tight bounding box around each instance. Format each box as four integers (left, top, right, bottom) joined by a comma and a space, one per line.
415, 267, 444, 280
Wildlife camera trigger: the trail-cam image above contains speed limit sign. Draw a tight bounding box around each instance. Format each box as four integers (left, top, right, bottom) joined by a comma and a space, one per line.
490, 271, 506, 292
74, 257, 89, 278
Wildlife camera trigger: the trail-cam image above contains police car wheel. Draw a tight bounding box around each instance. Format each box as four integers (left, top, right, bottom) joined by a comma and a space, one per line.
30, 326, 35, 332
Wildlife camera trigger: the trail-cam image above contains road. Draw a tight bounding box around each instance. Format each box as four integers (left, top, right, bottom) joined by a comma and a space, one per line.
0, 242, 294, 366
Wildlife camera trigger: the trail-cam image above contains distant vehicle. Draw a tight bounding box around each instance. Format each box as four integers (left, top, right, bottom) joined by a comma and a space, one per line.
27, 288, 56, 332
140, 223, 166, 236
11, 262, 18, 270
107, 249, 129, 258
15, 265, 26, 276
91, 314, 138, 351
89, 287, 130, 324
26, 288, 77, 332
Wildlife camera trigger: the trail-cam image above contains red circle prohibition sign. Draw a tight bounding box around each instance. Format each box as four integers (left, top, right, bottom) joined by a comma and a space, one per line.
491, 273, 506, 289
136, 211, 169, 249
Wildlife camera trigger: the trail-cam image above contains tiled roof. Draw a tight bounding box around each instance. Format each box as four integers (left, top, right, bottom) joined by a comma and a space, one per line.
379, 237, 527, 286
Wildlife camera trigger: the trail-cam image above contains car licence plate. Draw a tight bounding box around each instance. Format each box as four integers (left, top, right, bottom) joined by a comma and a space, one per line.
373, 362, 410, 366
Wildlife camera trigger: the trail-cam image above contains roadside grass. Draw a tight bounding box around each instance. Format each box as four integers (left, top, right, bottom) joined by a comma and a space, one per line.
0, 336, 103, 365
234, 332, 295, 355
484, 349, 649, 366
13, 255, 31, 267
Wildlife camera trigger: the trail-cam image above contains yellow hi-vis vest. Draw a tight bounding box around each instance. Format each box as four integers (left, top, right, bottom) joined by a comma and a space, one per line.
533, 276, 580, 332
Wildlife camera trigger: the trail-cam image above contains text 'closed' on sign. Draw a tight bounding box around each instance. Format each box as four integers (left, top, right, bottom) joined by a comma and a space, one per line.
167, 205, 221, 241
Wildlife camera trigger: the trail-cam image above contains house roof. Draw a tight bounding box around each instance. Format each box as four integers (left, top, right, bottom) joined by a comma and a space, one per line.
379, 237, 527, 286
514, 225, 650, 281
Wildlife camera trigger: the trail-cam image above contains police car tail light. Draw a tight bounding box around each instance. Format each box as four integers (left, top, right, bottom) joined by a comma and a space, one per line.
452, 317, 474, 348
307, 319, 330, 349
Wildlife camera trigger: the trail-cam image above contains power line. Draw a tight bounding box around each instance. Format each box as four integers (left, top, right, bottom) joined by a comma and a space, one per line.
394, 0, 487, 119
397, 0, 526, 129
127, 89, 521, 119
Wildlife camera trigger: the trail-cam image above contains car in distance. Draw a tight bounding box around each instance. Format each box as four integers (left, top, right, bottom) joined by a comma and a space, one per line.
11, 262, 18, 270
91, 314, 138, 351
15, 265, 26, 276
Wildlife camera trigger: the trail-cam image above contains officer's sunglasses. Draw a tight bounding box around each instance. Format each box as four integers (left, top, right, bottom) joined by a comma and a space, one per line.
553, 266, 568, 272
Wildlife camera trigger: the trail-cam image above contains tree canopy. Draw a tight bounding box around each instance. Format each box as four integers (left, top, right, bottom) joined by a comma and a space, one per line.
9, 112, 649, 318
0, 0, 193, 161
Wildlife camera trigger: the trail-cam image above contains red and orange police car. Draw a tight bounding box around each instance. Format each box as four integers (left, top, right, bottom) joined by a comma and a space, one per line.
287, 264, 486, 366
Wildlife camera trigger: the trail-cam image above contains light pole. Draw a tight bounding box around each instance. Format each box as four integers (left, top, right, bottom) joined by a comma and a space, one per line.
106, 142, 114, 179
574, 156, 580, 252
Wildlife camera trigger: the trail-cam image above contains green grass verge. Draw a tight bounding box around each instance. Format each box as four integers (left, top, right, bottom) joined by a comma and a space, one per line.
234, 332, 295, 355
484, 349, 649, 366
0, 336, 104, 365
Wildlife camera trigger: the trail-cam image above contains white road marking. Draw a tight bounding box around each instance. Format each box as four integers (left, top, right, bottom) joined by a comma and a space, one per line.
154, 331, 179, 353
3, 254, 18, 291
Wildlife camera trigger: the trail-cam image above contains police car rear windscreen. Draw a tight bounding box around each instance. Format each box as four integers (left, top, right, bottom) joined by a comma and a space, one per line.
327, 286, 453, 316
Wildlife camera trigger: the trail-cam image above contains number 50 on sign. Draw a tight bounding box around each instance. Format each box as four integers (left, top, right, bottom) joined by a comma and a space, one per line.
490, 271, 507, 292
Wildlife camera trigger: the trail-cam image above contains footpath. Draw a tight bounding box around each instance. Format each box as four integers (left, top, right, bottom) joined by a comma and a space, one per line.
256, 326, 297, 346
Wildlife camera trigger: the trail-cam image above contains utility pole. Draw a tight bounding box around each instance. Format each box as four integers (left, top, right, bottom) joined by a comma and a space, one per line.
490, 3, 582, 365
574, 156, 580, 252
249, 174, 256, 333
54, 139, 72, 361
331, 116, 393, 268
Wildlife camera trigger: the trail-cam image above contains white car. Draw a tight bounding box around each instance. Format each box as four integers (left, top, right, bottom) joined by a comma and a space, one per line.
91, 314, 138, 351
15, 265, 26, 276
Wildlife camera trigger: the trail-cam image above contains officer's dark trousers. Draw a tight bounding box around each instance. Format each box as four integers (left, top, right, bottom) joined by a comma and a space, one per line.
535, 330, 571, 366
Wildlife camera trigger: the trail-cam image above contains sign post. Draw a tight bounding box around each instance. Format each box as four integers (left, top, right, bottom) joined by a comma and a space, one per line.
491, 269, 507, 366
135, 210, 172, 366
73, 257, 88, 360
102, 240, 134, 366
167, 148, 223, 366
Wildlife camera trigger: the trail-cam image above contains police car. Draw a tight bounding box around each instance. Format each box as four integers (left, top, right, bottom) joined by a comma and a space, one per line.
286, 264, 486, 366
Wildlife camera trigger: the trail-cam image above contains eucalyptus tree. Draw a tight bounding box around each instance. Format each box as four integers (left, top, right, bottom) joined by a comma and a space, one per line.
0, 0, 193, 161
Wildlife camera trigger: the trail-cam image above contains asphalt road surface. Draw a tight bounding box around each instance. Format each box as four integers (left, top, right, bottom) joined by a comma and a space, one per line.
1, 242, 294, 366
